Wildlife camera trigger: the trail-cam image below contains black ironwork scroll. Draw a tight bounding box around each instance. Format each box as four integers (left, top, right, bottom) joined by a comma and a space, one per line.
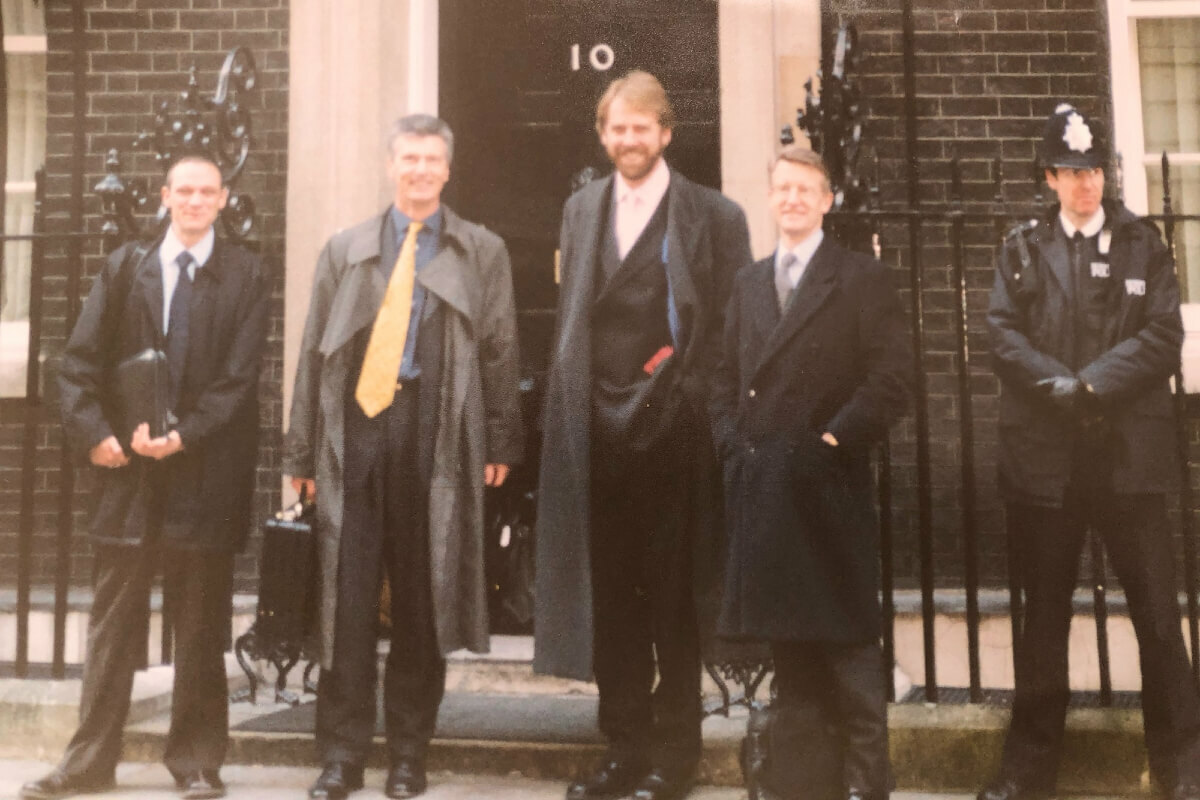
95, 46, 258, 246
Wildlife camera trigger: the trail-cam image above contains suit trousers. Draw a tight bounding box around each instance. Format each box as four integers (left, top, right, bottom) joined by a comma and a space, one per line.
1000, 489, 1200, 791
589, 422, 702, 774
59, 541, 233, 781
770, 640, 890, 797
315, 385, 446, 766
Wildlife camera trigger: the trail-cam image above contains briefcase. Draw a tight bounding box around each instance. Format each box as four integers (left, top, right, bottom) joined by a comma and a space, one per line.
114, 347, 170, 441
254, 493, 317, 646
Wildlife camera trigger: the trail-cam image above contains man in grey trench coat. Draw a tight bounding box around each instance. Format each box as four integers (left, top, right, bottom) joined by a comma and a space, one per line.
284, 114, 523, 800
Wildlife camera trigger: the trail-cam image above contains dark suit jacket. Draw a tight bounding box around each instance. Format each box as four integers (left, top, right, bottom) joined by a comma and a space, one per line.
58, 232, 269, 551
535, 168, 751, 679
709, 238, 910, 643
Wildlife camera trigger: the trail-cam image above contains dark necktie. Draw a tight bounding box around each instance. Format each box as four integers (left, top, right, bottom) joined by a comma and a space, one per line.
166, 251, 195, 407
776, 251, 799, 311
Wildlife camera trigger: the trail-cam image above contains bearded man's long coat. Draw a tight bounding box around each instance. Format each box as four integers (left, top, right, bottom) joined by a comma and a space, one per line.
534, 170, 751, 680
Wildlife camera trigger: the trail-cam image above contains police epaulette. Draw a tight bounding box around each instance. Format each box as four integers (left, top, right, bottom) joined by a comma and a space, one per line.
1004, 219, 1038, 277
1003, 218, 1039, 242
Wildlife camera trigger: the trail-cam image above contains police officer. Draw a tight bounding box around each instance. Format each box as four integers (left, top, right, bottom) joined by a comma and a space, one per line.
979, 104, 1200, 800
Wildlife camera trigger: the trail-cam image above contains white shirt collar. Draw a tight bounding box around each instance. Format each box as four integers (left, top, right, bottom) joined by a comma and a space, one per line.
159, 226, 215, 273
775, 229, 824, 275
1059, 206, 1105, 239
614, 157, 671, 210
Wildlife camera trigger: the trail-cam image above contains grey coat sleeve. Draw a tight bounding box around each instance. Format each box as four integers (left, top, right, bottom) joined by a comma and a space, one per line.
477, 232, 525, 466
282, 239, 338, 479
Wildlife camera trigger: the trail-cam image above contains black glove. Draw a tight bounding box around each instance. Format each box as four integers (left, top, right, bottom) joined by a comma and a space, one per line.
1035, 375, 1085, 414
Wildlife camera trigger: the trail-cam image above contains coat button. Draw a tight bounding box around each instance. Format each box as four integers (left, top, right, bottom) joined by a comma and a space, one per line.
748, 389, 756, 398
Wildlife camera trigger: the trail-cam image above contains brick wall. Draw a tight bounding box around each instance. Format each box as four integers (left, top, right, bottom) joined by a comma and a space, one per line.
0, 0, 288, 591
823, 0, 1111, 586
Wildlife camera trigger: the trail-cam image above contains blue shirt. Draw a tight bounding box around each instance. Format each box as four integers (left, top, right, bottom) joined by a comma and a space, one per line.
386, 206, 443, 380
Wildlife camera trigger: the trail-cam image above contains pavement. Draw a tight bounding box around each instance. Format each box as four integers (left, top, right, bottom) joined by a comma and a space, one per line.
0, 760, 994, 800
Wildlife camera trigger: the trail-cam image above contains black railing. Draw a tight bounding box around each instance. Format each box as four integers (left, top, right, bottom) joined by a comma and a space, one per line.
808, 152, 1200, 710
5, 167, 1200, 708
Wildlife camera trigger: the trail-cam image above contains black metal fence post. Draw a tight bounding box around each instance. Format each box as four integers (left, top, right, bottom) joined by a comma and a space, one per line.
905, 214, 938, 702
949, 157, 982, 702
1161, 152, 1200, 683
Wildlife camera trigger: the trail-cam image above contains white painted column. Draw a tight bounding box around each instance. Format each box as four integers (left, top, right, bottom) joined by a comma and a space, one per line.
283, 1, 438, 437
719, 0, 822, 259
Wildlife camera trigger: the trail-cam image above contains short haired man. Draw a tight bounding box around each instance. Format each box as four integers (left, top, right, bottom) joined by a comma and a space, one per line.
709, 146, 910, 800
24, 155, 268, 800
979, 104, 1200, 800
284, 113, 524, 800
535, 71, 752, 800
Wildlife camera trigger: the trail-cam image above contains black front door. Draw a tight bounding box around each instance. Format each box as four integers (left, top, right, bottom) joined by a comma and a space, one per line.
439, 0, 721, 632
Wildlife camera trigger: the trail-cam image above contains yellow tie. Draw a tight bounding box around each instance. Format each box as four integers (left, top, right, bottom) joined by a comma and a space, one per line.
355, 221, 423, 418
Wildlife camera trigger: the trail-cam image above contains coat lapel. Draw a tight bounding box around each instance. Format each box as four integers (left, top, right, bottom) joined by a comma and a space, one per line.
662, 170, 700, 350
755, 237, 838, 374
135, 248, 165, 342
419, 207, 478, 333
1035, 220, 1072, 300
318, 213, 386, 356
563, 178, 607, 323
745, 257, 780, 352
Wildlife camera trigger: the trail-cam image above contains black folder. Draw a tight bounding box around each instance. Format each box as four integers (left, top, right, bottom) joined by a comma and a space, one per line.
114, 347, 170, 440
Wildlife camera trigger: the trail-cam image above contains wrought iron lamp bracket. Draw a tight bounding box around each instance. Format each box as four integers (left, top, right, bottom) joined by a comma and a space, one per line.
95, 46, 258, 246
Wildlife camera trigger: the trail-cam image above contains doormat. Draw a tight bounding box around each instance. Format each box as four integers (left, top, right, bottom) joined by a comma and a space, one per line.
900, 686, 1142, 709
233, 691, 603, 743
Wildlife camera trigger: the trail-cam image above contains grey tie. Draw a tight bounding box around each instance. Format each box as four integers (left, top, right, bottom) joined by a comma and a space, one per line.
776, 251, 799, 311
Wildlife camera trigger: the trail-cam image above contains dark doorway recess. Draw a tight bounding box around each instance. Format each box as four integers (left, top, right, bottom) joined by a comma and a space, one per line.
439, 0, 721, 374
439, 0, 722, 634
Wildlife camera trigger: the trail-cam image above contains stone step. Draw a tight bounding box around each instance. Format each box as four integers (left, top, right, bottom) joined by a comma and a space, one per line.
114, 696, 1155, 795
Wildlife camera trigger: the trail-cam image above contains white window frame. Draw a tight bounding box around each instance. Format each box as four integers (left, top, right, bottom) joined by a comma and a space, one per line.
1107, 0, 1200, 389
1107, 0, 1200, 214
1, 18, 47, 398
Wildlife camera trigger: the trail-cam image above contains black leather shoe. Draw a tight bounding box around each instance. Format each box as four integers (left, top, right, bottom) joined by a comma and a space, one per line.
385, 758, 427, 799
308, 763, 364, 800
977, 778, 1049, 800
19, 770, 115, 800
631, 768, 694, 800
178, 771, 225, 800
566, 757, 650, 800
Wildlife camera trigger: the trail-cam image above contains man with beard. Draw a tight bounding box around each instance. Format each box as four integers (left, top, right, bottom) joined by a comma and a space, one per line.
979, 104, 1200, 800
535, 70, 752, 800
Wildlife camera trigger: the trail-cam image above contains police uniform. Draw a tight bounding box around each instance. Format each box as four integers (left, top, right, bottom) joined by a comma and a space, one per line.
980, 105, 1200, 800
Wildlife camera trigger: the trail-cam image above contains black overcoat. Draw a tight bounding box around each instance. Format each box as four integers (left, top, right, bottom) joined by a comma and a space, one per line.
58, 234, 268, 552
709, 240, 910, 643
987, 200, 1182, 506
534, 169, 751, 680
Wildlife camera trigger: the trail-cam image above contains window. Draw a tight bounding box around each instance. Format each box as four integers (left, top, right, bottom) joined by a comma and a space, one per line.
1109, 0, 1200, 387
1, 0, 46, 398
